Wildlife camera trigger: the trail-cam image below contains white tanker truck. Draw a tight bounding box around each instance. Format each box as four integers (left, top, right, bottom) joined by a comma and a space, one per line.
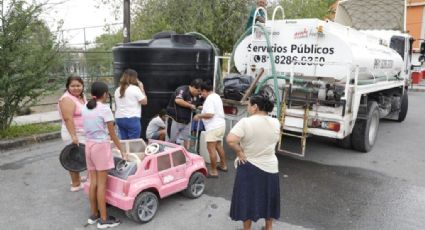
219, 6, 413, 156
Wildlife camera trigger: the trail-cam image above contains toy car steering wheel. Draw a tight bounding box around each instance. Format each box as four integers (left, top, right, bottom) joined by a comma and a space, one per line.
145, 143, 160, 155
116, 159, 128, 172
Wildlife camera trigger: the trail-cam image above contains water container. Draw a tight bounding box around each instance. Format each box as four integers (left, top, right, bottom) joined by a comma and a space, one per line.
113, 32, 215, 139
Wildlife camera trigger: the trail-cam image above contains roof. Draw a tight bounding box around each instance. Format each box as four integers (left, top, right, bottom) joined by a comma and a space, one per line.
335, 0, 405, 31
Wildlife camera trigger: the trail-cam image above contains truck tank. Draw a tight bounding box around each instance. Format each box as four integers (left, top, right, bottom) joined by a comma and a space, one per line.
113, 32, 214, 138
233, 19, 404, 82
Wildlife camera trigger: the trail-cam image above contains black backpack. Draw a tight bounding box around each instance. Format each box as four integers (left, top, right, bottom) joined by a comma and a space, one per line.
223, 74, 253, 101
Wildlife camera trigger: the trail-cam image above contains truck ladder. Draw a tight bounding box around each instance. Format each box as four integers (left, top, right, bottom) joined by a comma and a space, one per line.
278, 86, 310, 157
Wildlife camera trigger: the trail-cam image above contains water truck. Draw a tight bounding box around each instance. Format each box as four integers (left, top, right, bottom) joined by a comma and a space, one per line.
220, 5, 413, 156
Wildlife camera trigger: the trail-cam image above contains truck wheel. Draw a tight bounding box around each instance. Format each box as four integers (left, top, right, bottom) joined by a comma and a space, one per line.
182, 172, 206, 199
397, 92, 408, 122
336, 134, 352, 149
352, 101, 380, 153
129, 191, 159, 223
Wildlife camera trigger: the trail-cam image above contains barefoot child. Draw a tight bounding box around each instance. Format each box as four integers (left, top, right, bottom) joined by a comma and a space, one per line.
82, 82, 126, 228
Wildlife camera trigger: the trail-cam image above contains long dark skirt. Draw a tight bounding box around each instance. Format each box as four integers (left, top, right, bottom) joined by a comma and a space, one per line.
230, 161, 280, 222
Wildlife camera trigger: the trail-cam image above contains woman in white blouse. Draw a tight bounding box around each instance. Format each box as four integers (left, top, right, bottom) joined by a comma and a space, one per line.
114, 69, 147, 139
227, 93, 281, 230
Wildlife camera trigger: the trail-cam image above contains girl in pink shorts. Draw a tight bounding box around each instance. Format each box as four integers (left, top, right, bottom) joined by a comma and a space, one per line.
82, 82, 126, 229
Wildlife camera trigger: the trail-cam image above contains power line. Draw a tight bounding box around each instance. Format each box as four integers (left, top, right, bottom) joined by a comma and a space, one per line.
56, 23, 122, 32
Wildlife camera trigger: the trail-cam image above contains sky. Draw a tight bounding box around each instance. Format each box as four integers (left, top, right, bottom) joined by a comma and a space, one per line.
38, 0, 122, 49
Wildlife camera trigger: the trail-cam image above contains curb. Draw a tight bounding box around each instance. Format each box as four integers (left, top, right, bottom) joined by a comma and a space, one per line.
410, 88, 425, 92
0, 131, 60, 151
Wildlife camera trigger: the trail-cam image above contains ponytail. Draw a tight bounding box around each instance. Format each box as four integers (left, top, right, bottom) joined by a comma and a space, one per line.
86, 98, 97, 110
87, 82, 109, 110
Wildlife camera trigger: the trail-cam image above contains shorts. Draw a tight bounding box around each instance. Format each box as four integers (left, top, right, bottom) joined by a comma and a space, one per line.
116, 117, 141, 140
169, 119, 191, 143
85, 140, 114, 171
205, 126, 225, 142
147, 130, 160, 140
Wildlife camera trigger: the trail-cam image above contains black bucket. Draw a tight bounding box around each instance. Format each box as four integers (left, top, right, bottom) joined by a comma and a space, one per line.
59, 144, 86, 172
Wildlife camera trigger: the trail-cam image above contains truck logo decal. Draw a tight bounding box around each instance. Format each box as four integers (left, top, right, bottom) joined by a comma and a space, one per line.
374, 59, 394, 69
294, 28, 308, 39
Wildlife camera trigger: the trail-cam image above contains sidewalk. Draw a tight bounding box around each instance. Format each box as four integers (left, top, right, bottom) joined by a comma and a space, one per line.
0, 111, 61, 151
11, 111, 61, 125
410, 79, 425, 92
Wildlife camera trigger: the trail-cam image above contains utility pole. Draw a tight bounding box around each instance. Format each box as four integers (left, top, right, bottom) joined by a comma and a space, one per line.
123, 0, 131, 43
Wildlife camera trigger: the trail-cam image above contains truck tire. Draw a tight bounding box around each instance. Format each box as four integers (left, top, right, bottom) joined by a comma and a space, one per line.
352, 101, 380, 153
397, 92, 408, 122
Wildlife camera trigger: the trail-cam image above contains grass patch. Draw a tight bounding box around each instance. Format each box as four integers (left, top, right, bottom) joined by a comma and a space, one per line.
0, 123, 61, 139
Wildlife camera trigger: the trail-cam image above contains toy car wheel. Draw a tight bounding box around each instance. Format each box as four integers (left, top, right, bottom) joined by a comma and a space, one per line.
130, 191, 159, 223
182, 172, 206, 199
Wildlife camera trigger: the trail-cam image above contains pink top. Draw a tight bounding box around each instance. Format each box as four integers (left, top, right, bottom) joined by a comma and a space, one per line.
58, 91, 86, 131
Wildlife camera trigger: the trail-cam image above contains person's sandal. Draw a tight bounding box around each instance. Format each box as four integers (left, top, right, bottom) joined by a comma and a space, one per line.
70, 184, 83, 192
207, 173, 219, 178
217, 165, 228, 172
69, 175, 87, 185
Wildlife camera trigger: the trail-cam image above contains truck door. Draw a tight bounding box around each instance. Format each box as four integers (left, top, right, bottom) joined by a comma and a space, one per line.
390, 35, 411, 79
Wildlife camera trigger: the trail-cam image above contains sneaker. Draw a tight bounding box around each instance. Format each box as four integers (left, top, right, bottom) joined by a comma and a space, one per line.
87, 214, 99, 225
70, 184, 83, 192
97, 216, 120, 229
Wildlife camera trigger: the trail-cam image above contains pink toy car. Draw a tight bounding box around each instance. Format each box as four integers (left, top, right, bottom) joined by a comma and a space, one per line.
83, 139, 208, 223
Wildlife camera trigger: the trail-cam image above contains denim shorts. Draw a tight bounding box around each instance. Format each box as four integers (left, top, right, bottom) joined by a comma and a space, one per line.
115, 117, 141, 140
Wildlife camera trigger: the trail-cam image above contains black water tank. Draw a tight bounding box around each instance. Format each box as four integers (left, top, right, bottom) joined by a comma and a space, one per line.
113, 32, 215, 139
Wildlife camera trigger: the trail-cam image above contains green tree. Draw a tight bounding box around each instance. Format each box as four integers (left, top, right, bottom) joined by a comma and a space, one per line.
0, 0, 60, 130
97, 0, 256, 53
85, 31, 122, 78
92, 0, 337, 72
279, 0, 336, 19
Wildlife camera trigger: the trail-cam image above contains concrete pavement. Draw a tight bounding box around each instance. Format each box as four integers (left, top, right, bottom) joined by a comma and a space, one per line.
0, 140, 309, 230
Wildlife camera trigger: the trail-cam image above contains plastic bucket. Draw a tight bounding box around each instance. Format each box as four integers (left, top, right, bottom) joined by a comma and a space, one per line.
412, 72, 421, 84
59, 144, 86, 172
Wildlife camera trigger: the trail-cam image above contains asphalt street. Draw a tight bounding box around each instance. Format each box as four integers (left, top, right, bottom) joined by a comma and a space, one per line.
1, 92, 425, 230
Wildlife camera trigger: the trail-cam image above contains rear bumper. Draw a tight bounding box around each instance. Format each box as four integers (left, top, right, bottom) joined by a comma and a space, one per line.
283, 109, 348, 139
83, 181, 134, 211
105, 190, 134, 211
